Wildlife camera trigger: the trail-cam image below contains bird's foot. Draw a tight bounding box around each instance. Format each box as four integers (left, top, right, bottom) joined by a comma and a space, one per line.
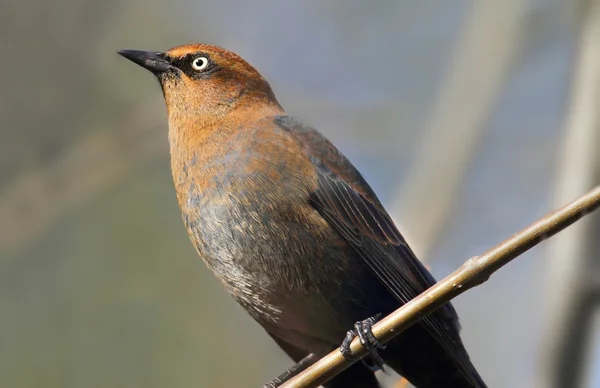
340, 314, 386, 372
263, 353, 318, 387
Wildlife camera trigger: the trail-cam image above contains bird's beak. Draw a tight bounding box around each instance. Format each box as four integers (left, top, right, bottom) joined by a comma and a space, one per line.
118, 50, 174, 74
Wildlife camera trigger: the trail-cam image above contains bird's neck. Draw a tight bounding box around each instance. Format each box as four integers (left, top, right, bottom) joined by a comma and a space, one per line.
166, 100, 285, 204
167, 98, 283, 152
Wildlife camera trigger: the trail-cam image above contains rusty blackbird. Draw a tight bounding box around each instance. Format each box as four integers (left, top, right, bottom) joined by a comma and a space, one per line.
118, 44, 486, 388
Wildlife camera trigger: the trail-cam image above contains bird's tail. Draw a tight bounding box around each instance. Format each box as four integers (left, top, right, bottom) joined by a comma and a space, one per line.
323, 363, 381, 388
381, 324, 486, 388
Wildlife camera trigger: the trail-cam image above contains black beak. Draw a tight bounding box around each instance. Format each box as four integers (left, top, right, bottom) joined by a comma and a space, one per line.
118, 50, 174, 74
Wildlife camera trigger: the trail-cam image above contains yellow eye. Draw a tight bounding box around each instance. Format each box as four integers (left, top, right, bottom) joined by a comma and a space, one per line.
192, 56, 209, 71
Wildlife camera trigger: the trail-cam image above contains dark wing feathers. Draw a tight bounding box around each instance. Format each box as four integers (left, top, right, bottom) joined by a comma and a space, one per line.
275, 115, 479, 386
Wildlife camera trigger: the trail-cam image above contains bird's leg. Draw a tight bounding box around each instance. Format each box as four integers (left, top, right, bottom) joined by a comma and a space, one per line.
263, 353, 319, 388
340, 314, 386, 372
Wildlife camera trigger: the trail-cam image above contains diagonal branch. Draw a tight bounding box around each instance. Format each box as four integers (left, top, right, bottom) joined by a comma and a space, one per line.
280, 185, 600, 388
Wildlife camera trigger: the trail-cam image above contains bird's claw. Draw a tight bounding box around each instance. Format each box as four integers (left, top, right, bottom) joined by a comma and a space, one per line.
340, 314, 386, 372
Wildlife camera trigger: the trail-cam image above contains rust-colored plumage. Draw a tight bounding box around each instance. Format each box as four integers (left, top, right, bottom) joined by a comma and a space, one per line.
118, 44, 486, 388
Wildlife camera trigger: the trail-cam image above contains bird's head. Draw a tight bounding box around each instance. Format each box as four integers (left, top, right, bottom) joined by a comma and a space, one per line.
118, 44, 280, 121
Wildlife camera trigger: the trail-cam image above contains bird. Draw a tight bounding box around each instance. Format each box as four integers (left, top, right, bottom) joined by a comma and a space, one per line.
118, 43, 486, 388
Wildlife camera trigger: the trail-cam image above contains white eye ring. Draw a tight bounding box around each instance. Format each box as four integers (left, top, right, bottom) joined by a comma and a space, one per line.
192, 56, 209, 71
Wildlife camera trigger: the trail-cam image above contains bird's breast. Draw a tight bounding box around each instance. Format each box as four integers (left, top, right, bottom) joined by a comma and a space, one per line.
169, 121, 338, 320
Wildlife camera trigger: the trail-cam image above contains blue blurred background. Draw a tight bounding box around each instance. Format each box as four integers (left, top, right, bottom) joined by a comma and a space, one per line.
2, 1, 599, 387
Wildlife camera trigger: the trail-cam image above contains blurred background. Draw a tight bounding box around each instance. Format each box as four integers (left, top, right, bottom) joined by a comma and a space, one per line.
1, 1, 599, 387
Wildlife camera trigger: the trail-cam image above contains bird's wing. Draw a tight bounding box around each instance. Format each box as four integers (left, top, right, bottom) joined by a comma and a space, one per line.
275, 115, 479, 385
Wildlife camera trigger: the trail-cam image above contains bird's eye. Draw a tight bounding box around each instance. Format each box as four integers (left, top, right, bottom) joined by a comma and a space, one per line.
191, 56, 209, 71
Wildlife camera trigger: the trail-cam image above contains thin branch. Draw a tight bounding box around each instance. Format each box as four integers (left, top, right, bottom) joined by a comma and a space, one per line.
281, 185, 600, 388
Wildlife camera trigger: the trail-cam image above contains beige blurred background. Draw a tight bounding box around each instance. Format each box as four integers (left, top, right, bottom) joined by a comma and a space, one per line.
1, 1, 599, 387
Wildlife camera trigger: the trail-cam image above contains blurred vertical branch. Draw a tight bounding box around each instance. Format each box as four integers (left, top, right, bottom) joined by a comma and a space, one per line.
538, 1, 600, 387
390, 0, 524, 259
